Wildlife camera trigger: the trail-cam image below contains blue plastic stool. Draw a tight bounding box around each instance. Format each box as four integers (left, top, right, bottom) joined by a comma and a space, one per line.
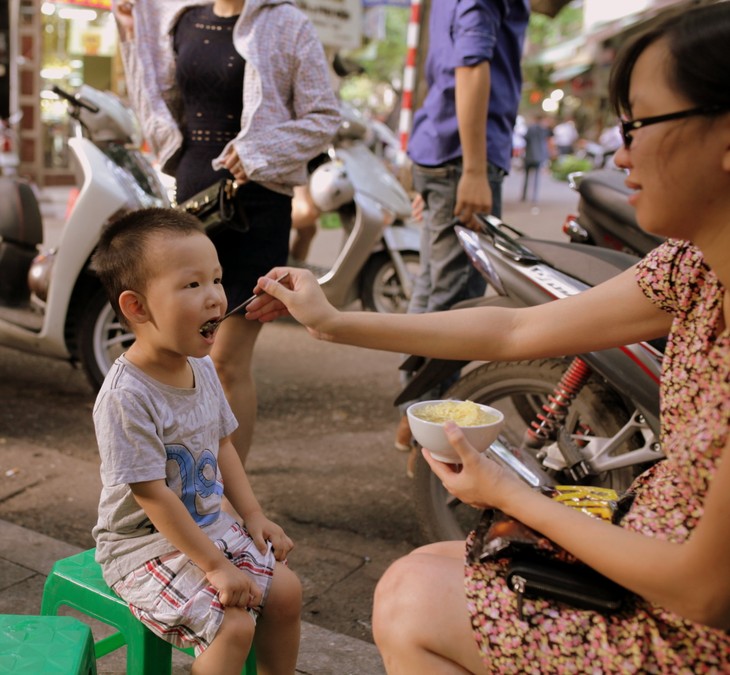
40, 548, 256, 675
0, 614, 97, 674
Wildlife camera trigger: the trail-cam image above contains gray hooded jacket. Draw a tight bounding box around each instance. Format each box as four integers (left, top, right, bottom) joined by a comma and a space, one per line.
115, 0, 340, 195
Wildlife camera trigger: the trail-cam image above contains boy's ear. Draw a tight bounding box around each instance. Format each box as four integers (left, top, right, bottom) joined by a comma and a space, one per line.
118, 290, 149, 325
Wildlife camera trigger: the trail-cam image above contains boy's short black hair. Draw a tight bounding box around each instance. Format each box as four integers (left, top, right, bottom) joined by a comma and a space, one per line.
92, 208, 205, 329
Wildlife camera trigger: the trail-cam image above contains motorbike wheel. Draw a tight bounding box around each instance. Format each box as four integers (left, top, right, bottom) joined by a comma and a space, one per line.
78, 287, 135, 390
414, 358, 641, 544
361, 251, 419, 314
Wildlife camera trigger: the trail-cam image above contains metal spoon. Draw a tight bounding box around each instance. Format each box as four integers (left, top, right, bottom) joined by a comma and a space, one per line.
199, 272, 289, 338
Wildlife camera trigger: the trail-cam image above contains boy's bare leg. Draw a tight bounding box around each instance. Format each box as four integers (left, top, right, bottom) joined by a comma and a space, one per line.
254, 562, 303, 674
193, 607, 255, 675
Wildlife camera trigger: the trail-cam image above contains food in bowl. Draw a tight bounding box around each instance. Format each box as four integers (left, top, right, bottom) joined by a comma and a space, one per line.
411, 400, 499, 427
407, 399, 504, 464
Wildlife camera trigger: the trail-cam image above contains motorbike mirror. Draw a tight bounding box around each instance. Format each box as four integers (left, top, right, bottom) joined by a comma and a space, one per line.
455, 226, 507, 296
51, 85, 99, 113
472, 214, 542, 264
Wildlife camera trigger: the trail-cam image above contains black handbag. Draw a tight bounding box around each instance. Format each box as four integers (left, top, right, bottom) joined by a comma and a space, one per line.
467, 488, 633, 620
505, 555, 628, 620
176, 178, 248, 233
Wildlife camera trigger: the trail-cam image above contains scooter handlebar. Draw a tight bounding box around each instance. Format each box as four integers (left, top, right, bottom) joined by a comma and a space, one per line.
51, 86, 100, 114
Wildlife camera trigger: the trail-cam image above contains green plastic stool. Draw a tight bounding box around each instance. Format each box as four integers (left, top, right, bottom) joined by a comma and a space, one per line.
41, 549, 256, 675
0, 614, 97, 674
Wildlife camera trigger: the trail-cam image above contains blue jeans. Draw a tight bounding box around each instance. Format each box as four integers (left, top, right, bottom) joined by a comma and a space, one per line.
408, 160, 504, 315
399, 160, 504, 411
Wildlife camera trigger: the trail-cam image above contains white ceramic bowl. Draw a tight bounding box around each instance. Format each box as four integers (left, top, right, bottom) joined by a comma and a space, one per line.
407, 399, 504, 464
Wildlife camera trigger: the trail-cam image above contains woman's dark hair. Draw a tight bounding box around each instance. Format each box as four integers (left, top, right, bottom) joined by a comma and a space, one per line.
92, 208, 204, 328
610, 1, 730, 116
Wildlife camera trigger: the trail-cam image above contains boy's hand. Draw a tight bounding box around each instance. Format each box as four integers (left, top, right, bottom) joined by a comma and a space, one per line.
206, 562, 262, 608
244, 510, 294, 562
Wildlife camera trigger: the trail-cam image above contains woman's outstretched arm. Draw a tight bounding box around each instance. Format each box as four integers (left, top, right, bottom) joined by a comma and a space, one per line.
247, 265, 672, 364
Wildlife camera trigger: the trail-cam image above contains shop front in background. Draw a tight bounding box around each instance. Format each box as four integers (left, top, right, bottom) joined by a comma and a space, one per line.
16, 0, 124, 184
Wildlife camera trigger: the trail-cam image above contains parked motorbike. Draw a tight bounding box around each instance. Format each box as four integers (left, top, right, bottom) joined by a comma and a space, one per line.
396, 215, 664, 543
302, 102, 420, 313
563, 169, 664, 257
0, 84, 168, 390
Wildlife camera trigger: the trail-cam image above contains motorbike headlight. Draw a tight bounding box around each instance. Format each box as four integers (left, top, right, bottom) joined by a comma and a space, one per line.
309, 161, 355, 212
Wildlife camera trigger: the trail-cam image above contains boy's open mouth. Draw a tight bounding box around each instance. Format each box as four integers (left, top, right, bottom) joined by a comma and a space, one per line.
198, 272, 289, 340
199, 320, 219, 339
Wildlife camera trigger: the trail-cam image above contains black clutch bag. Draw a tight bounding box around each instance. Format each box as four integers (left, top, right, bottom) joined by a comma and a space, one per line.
176, 178, 248, 233
506, 555, 628, 620
467, 488, 634, 621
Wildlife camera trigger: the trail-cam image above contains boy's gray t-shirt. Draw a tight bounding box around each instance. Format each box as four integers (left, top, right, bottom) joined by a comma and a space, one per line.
92, 355, 238, 586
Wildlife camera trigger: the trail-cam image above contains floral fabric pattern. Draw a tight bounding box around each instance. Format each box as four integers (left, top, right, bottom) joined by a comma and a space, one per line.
464, 240, 730, 673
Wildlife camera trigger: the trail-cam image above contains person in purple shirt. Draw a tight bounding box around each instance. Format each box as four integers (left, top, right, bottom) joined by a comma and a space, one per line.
395, 0, 530, 453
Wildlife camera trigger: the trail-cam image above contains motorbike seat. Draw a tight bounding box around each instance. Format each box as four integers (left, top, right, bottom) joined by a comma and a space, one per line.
579, 170, 638, 228
0, 178, 43, 247
518, 238, 638, 288
515, 238, 668, 355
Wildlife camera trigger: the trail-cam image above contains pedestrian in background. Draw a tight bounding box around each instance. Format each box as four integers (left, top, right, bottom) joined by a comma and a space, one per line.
521, 114, 553, 204
394, 0, 531, 455
553, 116, 579, 155
111, 0, 339, 465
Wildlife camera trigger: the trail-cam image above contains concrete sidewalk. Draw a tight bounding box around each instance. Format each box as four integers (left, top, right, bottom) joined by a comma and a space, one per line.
0, 519, 385, 674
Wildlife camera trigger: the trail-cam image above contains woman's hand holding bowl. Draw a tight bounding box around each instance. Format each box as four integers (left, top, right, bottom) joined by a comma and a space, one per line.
423, 422, 526, 511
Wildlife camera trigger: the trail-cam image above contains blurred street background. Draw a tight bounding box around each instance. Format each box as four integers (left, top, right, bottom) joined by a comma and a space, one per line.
0, 0, 713, 189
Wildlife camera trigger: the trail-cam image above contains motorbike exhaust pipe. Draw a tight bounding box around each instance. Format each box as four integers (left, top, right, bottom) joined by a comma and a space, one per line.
485, 439, 557, 488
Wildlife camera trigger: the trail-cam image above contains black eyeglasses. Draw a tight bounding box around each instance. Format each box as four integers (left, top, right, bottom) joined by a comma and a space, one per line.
620, 105, 726, 148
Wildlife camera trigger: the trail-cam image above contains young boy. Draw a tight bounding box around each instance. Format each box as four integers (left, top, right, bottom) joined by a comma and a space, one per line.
91, 208, 301, 675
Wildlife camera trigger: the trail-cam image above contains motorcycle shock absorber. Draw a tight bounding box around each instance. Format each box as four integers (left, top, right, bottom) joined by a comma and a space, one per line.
524, 357, 592, 449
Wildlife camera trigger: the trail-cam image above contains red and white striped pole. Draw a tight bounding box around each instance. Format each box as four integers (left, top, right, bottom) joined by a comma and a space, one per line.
397, 0, 422, 167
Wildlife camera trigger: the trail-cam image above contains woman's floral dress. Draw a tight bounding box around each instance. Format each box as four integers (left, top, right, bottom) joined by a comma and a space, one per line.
464, 240, 730, 673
